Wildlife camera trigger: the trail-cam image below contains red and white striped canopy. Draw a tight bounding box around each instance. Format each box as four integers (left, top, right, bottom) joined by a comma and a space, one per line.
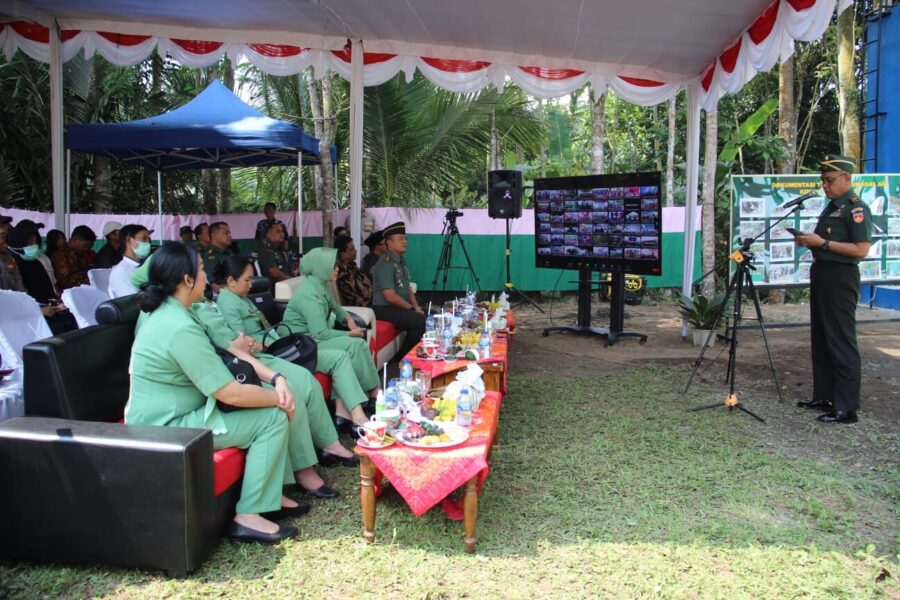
1, 0, 850, 109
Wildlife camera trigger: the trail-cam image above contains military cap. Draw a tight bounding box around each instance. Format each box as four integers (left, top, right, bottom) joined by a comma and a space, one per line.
820, 154, 856, 174
363, 229, 384, 250
382, 221, 406, 239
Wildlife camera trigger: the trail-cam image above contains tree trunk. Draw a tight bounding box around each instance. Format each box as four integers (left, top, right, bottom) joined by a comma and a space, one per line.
537, 98, 547, 177
777, 56, 798, 173
652, 104, 663, 174
701, 108, 718, 299
201, 170, 217, 215
306, 71, 331, 216
320, 74, 336, 244
489, 108, 499, 171
666, 95, 676, 207
591, 93, 607, 174
92, 156, 113, 213
837, 6, 860, 161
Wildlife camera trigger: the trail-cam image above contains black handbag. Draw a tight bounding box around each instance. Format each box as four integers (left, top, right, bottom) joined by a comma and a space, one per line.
209, 342, 262, 413
262, 323, 318, 373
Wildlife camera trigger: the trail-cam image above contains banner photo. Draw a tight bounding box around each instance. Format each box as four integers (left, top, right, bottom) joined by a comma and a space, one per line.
731, 174, 900, 286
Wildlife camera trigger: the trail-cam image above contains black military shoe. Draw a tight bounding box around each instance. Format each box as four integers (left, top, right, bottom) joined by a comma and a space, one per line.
797, 399, 833, 410
816, 410, 858, 424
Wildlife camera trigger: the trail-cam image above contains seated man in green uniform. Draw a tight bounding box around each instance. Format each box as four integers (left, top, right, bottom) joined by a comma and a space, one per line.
257, 221, 292, 286
794, 154, 872, 424
204, 221, 233, 292
370, 221, 425, 363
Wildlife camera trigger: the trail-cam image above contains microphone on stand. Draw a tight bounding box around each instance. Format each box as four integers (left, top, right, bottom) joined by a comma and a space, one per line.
781, 191, 817, 210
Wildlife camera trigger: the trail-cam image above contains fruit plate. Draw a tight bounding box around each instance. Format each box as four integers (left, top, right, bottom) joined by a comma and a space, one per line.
357, 436, 397, 450
396, 422, 469, 449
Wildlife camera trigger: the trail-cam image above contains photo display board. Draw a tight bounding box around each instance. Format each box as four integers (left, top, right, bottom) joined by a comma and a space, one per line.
533, 172, 662, 275
731, 174, 900, 286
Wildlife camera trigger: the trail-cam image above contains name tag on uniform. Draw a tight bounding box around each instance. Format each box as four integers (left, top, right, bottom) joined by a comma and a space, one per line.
828, 209, 842, 218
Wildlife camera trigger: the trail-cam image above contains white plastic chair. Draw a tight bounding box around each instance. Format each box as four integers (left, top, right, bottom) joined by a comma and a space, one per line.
88, 268, 112, 293
61, 285, 109, 329
0, 289, 53, 368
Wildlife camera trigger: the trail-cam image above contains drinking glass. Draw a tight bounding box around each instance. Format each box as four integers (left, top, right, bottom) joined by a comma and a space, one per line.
415, 372, 431, 402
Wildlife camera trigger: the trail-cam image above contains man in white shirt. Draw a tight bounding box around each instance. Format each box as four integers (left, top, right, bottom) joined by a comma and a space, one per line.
108, 224, 152, 298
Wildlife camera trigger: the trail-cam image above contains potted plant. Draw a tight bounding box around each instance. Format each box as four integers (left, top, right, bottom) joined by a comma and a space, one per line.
679, 293, 727, 347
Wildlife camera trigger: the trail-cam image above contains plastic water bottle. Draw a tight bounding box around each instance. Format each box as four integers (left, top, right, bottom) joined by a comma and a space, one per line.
425, 313, 435, 333
441, 327, 452, 352
384, 383, 400, 411
478, 328, 491, 358
400, 359, 413, 381
455, 388, 472, 428
374, 389, 386, 413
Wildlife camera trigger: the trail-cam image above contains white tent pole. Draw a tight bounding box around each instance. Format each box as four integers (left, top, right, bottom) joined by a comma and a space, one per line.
157, 171, 163, 241
681, 83, 702, 338
65, 150, 71, 236
49, 20, 65, 233
297, 151, 304, 254
348, 39, 364, 253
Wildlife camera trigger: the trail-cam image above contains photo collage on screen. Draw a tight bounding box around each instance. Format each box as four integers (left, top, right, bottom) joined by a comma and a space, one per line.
535, 185, 660, 263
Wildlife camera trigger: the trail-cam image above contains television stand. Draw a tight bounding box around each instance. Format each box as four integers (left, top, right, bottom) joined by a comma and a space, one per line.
542, 268, 647, 346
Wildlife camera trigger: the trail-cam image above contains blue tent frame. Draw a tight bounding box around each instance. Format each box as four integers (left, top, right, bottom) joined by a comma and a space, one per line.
65, 80, 336, 250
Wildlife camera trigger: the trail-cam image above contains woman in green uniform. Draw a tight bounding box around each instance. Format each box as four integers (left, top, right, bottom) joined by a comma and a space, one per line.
215, 255, 376, 432
281, 248, 381, 426
128, 243, 326, 545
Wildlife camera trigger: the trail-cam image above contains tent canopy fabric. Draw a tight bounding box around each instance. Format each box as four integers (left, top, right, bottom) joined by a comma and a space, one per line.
1, 0, 852, 108
66, 79, 332, 170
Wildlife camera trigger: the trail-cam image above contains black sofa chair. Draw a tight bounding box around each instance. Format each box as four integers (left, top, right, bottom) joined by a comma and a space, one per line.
0, 292, 253, 575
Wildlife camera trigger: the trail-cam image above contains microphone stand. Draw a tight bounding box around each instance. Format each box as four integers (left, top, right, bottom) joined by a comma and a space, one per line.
683, 199, 807, 421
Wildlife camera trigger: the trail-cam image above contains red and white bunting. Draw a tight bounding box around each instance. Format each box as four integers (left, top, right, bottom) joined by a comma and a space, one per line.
0, 0, 849, 108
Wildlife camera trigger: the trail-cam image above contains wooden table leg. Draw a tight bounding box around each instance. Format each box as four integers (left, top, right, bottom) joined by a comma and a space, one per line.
359, 453, 377, 544
463, 474, 479, 553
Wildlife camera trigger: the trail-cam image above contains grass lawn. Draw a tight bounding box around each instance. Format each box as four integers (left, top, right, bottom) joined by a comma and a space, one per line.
1, 367, 897, 599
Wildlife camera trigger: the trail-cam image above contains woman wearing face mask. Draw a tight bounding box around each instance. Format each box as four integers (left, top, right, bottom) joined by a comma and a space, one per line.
214, 255, 375, 438
108, 224, 153, 298
281, 248, 381, 428
5, 222, 76, 334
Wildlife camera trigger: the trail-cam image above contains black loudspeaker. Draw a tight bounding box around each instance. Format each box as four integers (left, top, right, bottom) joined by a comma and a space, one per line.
488, 169, 523, 219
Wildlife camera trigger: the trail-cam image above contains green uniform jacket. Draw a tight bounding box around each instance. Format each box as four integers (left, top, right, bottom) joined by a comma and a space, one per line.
282, 247, 349, 341
203, 244, 231, 281
812, 188, 873, 265
370, 249, 411, 307
127, 296, 233, 435
216, 287, 274, 345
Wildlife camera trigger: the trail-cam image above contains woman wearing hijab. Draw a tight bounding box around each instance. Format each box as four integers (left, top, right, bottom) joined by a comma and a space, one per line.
282, 248, 381, 429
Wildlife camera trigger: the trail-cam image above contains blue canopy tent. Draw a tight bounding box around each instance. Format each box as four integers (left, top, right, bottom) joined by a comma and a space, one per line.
66, 79, 335, 251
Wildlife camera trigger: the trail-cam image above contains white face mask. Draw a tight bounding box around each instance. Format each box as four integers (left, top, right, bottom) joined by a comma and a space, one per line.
133, 241, 151, 260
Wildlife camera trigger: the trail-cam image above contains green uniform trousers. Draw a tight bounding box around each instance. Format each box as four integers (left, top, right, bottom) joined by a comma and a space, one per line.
316, 336, 380, 410
809, 261, 862, 413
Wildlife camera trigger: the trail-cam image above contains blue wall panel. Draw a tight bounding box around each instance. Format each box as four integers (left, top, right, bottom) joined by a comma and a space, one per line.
865, 7, 900, 172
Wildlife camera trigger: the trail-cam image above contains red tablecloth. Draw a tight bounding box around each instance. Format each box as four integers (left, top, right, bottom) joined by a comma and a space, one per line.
404, 336, 509, 385
356, 391, 502, 518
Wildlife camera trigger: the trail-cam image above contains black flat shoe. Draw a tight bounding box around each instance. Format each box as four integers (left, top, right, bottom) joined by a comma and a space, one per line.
816, 410, 858, 424
228, 522, 298, 545
261, 501, 311, 521
797, 399, 833, 410
305, 484, 340, 499
334, 416, 354, 434
319, 449, 360, 468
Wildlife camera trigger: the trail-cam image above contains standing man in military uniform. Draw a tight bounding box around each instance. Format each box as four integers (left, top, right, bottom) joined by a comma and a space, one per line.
795, 155, 872, 424
204, 221, 234, 292
257, 221, 293, 286
371, 222, 425, 363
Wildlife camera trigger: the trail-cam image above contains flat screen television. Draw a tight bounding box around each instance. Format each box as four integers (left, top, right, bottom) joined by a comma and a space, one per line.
533, 171, 662, 276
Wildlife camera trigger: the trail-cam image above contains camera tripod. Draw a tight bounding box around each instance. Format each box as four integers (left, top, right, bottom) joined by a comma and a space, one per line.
430, 209, 481, 297
685, 246, 791, 423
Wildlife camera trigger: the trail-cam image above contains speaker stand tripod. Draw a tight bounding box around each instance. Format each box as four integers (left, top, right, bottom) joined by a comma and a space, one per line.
543, 269, 647, 346
503, 218, 544, 312
684, 245, 784, 423
430, 210, 481, 300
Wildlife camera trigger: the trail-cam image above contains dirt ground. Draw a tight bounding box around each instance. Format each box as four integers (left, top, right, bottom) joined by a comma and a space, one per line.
508, 296, 900, 484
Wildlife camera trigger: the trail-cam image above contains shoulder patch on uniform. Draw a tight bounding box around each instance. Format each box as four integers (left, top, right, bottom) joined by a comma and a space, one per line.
851, 206, 864, 213
852, 210, 865, 223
